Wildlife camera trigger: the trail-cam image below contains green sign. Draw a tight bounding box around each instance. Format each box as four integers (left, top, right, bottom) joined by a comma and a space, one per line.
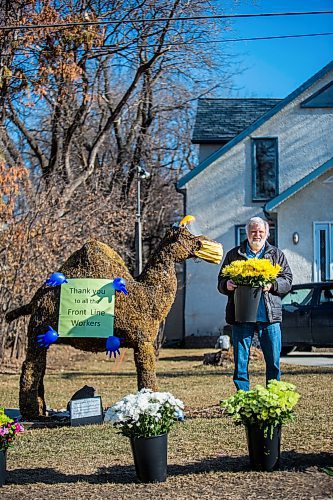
58, 279, 115, 338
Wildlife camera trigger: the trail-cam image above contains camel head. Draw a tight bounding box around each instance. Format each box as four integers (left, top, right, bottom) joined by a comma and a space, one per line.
162, 215, 223, 265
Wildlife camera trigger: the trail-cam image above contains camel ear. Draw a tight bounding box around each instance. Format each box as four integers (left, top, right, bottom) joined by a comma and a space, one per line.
179, 215, 196, 227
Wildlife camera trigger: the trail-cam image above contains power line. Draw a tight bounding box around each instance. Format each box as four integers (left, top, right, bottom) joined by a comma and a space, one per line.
11, 31, 333, 56
97, 31, 333, 50
177, 31, 333, 45
0, 10, 333, 31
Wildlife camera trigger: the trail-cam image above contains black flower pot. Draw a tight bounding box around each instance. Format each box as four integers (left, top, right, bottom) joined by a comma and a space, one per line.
234, 286, 262, 323
246, 424, 281, 472
130, 433, 167, 483
0, 450, 6, 487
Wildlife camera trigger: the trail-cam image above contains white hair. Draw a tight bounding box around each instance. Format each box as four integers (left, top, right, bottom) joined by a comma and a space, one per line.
246, 217, 270, 237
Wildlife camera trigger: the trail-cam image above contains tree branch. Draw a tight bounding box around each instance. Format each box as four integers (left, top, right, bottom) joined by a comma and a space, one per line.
7, 97, 48, 172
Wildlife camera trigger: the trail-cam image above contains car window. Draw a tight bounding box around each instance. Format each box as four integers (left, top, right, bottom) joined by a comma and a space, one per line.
282, 288, 313, 307
319, 287, 333, 304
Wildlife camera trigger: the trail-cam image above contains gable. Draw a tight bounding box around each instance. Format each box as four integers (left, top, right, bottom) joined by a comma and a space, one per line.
178, 60, 333, 190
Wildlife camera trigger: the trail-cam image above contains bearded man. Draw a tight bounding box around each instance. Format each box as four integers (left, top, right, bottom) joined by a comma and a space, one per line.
218, 217, 292, 391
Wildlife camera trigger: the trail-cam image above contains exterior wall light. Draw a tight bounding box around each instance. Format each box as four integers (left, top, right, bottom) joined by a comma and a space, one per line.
292, 232, 299, 245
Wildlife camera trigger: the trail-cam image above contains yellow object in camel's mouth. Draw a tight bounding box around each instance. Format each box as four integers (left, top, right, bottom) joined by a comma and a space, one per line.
194, 240, 223, 265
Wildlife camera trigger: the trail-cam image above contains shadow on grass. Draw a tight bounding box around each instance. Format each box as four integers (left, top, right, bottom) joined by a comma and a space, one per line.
57, 366, 333, 380
59, 372, 137, 379
281, 367, 333, 376
8, 451, 333, 485
159, 355, 206, 362
7, 465, 136, 485
58, 370, 236, 379
279, 451, 333, 471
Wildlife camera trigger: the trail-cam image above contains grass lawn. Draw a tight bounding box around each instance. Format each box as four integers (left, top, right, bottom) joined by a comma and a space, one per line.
1, 346, 333, 499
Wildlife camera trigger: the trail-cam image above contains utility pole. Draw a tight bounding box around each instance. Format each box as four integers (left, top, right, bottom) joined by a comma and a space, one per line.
135, 166, 150, 277
135, 171, 143, 276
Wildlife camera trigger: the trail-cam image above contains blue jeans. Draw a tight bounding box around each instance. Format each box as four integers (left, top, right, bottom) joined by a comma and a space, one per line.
232, 322, 281, 391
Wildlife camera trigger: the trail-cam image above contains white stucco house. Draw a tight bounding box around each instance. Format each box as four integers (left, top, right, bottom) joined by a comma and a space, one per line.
176, 60, 333, 344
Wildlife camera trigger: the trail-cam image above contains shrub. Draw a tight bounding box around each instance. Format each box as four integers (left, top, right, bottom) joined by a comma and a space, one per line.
221, 380, 300, 435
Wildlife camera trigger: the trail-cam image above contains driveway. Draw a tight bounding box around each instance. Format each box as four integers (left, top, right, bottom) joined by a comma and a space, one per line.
281, 351, 333, 367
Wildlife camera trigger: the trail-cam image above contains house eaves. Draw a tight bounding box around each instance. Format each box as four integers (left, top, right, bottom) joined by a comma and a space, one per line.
177, 59, 333, 190
265, 156, 333, 212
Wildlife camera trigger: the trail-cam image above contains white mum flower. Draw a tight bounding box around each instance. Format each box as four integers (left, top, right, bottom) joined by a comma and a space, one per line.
146, 403, 161, 416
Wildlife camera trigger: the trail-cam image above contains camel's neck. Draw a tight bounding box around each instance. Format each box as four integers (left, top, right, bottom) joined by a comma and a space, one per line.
133, 242, 180, 323
138, 246, 177, 286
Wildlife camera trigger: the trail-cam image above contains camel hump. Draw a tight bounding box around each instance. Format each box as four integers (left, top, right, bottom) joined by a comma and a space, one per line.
86, 240, 127, 267
60, 239, 131, 279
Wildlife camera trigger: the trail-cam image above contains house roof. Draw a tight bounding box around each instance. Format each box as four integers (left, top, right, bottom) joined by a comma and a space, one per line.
178, 59, 333, 189
192, 98, 282, 144
265, 156, 333, 212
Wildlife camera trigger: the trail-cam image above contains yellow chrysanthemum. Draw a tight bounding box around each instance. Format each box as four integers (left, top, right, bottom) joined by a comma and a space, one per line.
220, 258, 281, 288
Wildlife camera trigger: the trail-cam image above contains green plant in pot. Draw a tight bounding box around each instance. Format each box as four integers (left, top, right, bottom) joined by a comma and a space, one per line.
221, 380, 300, 471
105, 388, 184, 483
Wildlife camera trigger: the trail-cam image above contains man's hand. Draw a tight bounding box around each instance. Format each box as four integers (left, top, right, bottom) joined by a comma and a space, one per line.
227, 279, 237, 291
263, 283, 272, 292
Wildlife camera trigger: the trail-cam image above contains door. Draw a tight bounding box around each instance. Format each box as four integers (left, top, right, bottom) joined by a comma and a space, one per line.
311, 284, 333, 346
314, 223, 333, 281
281, 287, 313, 345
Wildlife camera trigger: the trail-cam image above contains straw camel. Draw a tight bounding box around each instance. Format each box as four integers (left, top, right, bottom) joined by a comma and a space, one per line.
6, 220, 222, 419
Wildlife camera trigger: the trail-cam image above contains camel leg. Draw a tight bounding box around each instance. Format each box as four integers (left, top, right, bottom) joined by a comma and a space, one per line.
37, 360, 47, 414
20, 346, 47, 419
134, 341, 158, 391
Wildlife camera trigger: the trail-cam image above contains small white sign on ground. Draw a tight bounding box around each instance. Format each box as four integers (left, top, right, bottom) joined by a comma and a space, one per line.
70, 397, 103, 426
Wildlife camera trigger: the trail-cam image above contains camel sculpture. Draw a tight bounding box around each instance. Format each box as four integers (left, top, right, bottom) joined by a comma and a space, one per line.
6, 219, 223, 419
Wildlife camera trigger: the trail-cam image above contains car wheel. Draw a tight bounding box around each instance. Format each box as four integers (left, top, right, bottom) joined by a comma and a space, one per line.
281, 346, 296, 355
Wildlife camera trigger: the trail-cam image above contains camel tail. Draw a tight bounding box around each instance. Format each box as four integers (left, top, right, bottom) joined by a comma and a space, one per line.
5, 303, 33, 323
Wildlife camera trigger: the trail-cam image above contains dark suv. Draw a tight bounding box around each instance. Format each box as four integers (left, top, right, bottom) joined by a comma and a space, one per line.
281, 282, 333, 354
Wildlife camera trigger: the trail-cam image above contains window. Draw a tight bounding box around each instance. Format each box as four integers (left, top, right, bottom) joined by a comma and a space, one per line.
319, 287, 333, 304
314, 223, 333, 281
235, 224, 277, 246
252, 138, 278, 200
282, 288, 314, 308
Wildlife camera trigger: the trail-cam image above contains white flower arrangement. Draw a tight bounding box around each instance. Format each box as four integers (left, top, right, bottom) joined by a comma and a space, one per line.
104, 388, 184, 438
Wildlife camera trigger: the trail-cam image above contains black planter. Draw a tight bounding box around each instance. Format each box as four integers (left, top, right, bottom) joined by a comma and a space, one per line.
234, 286, 262, 323
130, 433, 167, 483
246, 424, 281, 472
0, 450, 6, 487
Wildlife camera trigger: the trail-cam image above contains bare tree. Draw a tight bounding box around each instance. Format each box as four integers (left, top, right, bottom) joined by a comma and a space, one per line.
0, 0, 234, 358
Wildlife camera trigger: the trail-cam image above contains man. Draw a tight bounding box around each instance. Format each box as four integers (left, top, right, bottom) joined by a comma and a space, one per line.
218, 217, 292, 391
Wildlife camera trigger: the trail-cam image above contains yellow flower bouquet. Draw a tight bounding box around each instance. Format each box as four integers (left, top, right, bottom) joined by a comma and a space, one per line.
221, 259, 281, 288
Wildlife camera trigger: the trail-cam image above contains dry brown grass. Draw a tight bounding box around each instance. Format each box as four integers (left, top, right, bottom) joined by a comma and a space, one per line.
1, 346, 333, 499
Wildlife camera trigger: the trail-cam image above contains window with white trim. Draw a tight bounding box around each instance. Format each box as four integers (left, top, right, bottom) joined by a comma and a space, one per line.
314, 223, 333, 281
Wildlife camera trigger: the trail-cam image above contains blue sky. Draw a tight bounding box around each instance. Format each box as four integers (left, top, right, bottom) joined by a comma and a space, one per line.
219, 0, 333, 97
